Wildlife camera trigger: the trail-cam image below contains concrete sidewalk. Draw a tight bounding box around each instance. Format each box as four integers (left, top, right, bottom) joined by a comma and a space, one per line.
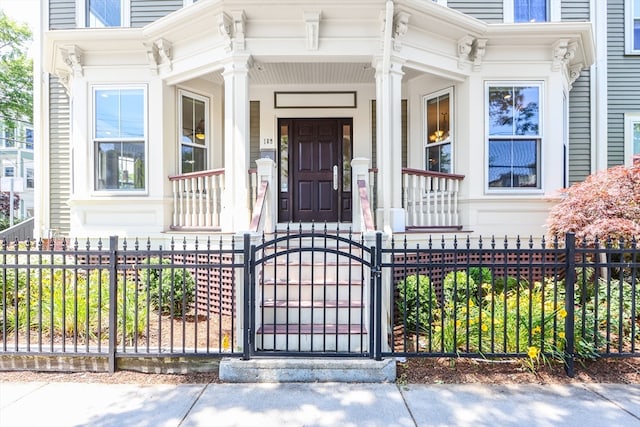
1, 381, 640, 427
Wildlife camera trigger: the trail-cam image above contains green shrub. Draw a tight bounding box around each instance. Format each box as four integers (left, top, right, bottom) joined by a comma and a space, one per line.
142, 257, 195, 317
396, 274, 436, 332
443, 271, 477, 305
468, 267, 492, 285
2, 269, 147, 343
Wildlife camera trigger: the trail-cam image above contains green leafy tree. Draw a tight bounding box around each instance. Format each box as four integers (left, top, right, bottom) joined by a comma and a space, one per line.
0, 11, 33, 128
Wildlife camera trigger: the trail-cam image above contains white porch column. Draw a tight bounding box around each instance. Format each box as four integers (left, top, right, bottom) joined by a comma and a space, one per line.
374, 58, 405, 234
221, 54, 252, 232
255, 157, 277, 233
351, 157, 370, 233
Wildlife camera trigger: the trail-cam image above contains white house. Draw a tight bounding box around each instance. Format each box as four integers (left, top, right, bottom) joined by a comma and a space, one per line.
36, 0, 601, 241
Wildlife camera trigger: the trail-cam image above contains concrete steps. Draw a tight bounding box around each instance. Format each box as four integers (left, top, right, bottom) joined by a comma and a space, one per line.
255, 237, 369, 353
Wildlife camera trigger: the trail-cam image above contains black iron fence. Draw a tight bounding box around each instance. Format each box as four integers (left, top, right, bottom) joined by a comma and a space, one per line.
386, 233, 640, 376
0, 231, 638, 375
0, 236, 244, 372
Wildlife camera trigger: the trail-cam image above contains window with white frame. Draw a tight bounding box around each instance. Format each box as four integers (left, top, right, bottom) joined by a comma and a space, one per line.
93, 86, 146, 191
26, 169, 34, 189
4, 166, 14, 177
486, 83, 542, 190
2, 128, 14, 148
25, 128, 33, 150
424, 89, 453, 173
83, 0, 130, 27
624, 112, 640, 166
627, 0, 640, 54
179, 90, 209, 174
505, 0, 559, 23
514, 0, 547, 22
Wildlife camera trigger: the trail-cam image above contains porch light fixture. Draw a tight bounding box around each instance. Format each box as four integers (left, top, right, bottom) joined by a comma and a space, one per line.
195, 119, 205, 140
429, 129, 445, 142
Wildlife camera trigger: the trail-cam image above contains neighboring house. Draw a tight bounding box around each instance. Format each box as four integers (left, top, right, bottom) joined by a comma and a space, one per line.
0, 118, 35, 220
33, 0, 637, 241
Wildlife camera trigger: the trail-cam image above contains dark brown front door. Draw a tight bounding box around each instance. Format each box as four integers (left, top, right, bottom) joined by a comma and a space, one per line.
278, 118, 352, 223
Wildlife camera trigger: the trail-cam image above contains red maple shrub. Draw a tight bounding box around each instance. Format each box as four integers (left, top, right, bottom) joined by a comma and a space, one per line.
546, 164, 640, 245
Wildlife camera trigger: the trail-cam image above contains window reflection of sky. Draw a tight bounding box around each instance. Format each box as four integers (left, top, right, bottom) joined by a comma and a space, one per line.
488, 139, 537, 186
88, 0, 121, 27
489, 86, 539, 136
95, 89, 144, 139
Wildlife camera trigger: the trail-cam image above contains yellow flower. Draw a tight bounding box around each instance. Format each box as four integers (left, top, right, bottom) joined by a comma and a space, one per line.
481, 323, 488, 332
456, 320, 461, 328
527, 346, 539, 359
558, 332, 566, 339
558, 309, 568, 319
222, 334, 230, 351
531, 326, 541, 335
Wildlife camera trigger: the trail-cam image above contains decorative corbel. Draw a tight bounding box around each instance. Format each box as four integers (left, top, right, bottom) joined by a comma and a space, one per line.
144, 38, 172, 75
232, 11, 246, 51
54, 69, 71, 95
217, 12, 233, 52
304, 11, 321, 51
568, 63, 583, 89
145, 43, 159, 75
155, 38, 173, 71
392, 11, 410, 51
457, 35, 474, 69
552, 39, 577, 71
59, 45, 84, 77
471, 38, 487, 71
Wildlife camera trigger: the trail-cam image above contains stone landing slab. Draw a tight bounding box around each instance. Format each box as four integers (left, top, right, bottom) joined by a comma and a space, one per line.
219, 358, 396, 383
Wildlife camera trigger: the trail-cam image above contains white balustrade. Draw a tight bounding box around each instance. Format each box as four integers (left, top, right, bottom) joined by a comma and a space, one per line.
169, 169, 224, 230
401, 168, 463, 229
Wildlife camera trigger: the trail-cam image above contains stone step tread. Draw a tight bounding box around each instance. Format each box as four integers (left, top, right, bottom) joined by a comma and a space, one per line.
261, 299, 364, 308
257, 323, 367, 334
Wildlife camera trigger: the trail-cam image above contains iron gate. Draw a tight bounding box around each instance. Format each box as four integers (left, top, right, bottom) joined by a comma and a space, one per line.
244, 229, 383, 359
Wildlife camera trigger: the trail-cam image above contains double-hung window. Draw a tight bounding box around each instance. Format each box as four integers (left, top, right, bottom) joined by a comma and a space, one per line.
486, 83, 542, 190
25, 128, 33, 150
514, 0, 547, 22
84, 0, 129, 27
627, 0, 640, 53
179, 90, 209, 174
424, 89, 453, 173
93, 86, 146, 192
625, 113, 640, 166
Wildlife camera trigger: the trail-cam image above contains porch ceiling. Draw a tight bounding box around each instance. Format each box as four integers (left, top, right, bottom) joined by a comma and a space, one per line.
203, 62, 422, 85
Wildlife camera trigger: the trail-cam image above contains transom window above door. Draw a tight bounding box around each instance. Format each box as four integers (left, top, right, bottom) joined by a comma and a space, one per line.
424, 89, 453, 173
179, 90, 209, 174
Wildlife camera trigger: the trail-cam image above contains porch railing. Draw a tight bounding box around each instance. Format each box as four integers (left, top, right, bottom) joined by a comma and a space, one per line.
168, 169, 224, 230
402, 168, 464, 229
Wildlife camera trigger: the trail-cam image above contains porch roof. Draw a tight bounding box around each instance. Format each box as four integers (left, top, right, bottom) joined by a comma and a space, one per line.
43, 0, 594, 88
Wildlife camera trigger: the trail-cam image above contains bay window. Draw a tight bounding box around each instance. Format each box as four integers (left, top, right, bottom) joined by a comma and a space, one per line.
424, 89, 453, 173
179, 90, 209, 174
93, 86, 146, 191
486, 83, 542, 190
